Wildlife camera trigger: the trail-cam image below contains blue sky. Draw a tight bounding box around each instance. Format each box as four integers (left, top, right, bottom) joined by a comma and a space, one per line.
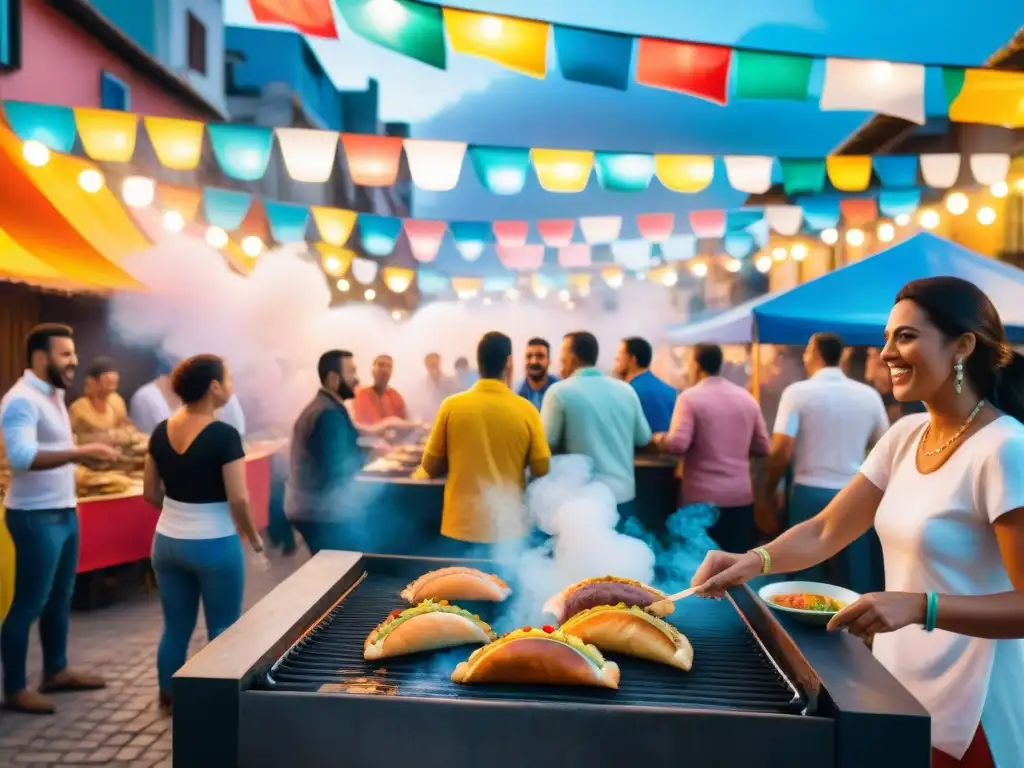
223, 0, 1023, 274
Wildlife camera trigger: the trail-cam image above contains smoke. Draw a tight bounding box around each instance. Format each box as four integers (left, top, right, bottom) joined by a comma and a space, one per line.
108, 238, 686, 432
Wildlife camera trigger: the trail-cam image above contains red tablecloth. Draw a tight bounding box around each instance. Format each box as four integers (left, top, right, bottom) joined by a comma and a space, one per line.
76, 449, 275, 574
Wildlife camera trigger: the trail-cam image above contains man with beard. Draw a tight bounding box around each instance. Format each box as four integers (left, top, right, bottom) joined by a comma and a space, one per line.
516, 337, 559, 410
1, 324, 119, 714
284, 350, 368, 555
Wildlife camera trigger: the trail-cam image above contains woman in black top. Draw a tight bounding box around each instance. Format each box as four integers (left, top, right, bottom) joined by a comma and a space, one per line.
142, 355, 264, 713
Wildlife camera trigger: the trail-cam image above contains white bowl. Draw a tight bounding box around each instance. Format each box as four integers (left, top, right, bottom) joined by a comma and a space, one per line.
757, 581, 861, 626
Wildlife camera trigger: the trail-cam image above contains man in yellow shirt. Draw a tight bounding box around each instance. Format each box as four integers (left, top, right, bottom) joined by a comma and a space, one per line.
419, 332, 550, 558
68, 358, 133, 442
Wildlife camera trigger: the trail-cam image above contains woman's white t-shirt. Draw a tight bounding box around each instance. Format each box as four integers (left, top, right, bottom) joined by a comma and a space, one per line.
860, 413, 1024, 764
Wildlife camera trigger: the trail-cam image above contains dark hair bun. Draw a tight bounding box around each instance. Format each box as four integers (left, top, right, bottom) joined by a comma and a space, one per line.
171, 354, 226, 405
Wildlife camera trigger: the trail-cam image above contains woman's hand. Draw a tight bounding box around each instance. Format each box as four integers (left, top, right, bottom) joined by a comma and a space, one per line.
826, 592, 927, 639
690, 550, 764, 598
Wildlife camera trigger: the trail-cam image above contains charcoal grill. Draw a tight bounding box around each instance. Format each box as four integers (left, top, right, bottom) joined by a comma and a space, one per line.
173, 552, 931, 768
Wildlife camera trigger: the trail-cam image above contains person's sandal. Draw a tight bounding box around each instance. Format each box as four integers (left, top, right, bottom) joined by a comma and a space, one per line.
1, 689, 57, 714
38, 668, 106, 693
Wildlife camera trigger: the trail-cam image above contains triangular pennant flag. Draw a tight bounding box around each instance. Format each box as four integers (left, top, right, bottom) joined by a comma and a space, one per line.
316, 243, 354, 277
207, 124, 273, 181
872, 155, 918, 188
469, 146, 530, 195
157, 184, 203, 223
449, 221, 491, 262
276, 127, 339, 183
764, 205, 803, 236
203, 188, 252, 231
443, 8, 549, 78
689, 210, 726, 238
483, 275, 516, 293
384, 266, 416, 294
635, 39, 732, 104
660, 235, 696, 262
73, 108, 138, 162
919, 154, 961, 188
724, 232, 755, 259
497, 244, 545, 270
334, 0, 446, 69
403, 139, 467, 192
249, 0, 337, 37
144, 117, 205, 171
578, 216, 621, 244
655, 155, 714, 193
732, 51, 813, 100
825, 156, 872, 192
594, 152, 655, 192
553, 26, 633, 90
402, 219, 446, 262
357, 214, 401, 256
418, 269, 449, 294
340, 134, 403, 186
820, 59, 926, 125
636, 213, 674, 243
611, 239, 652, 270
968, 153, 1010, 186
840, 198, 878, 227
781, 158, 826, 195
726, 210, 763, 232
452, 277, 484, 297
879, 189, 921, 217
558, 244, 591, 268
798, 197, 841, 230
723, 156, 773, 194
311, 207, 357, 247
351, 257, 378, 285
537, 219, 575, 247
531, 149, 593, 193
264, 201, 310, 243
492, 220, 529, 246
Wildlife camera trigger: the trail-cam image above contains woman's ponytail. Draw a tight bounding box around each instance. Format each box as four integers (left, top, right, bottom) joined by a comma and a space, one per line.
991, 351, 1024, 424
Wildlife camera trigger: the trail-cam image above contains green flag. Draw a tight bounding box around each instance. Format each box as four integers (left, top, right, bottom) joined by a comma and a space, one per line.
733, 50, 813, 101
334, 0, 447, 70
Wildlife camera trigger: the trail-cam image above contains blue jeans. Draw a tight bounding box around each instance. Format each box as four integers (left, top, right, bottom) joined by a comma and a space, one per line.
151, 533, 245, 693
1, 508, 78, 696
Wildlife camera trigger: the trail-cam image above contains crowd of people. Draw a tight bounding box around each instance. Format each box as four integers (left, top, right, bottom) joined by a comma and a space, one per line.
2, 276, 1023, 766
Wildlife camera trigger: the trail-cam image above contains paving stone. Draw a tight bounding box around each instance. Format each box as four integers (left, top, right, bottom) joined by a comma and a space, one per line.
104, 733, 133, 747
81, 746, 118, 764
13, 753, 62, 763
114, 746, 144, 761
60, 753, 88, 763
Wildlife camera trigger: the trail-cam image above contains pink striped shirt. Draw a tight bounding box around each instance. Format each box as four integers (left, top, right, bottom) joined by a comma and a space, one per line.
664, 376, 770, 508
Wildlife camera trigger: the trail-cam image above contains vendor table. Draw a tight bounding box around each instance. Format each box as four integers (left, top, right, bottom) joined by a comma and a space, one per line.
75, 441, 282, 573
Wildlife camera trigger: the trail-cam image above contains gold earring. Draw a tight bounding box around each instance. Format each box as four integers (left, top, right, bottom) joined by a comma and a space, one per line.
954, 359, 963, 395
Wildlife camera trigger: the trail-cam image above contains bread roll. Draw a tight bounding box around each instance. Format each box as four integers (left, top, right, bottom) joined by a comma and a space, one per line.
401, 567, 511, 603
560, 605, 693, 671
364, 601, 495, 660
543, 576, 668, 623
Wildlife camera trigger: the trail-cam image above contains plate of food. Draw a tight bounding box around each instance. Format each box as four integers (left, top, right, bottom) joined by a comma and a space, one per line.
757, 581, 860, 626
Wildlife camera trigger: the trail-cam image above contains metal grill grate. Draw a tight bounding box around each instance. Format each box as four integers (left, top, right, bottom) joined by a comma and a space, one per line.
258, 574, 804, 714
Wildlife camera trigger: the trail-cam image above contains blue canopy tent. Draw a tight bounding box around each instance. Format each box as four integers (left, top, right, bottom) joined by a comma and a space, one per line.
752, 233, 1024, 345
665, 292, 779, 346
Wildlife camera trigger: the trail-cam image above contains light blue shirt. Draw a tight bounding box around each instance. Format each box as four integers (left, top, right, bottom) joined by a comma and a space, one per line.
540, 367, 652, 503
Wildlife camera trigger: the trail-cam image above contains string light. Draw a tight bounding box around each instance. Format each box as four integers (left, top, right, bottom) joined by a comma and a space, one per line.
391, 310, 402, 320
845, 228, 865, 247
385, 273, 412, 293
919, 209, 940, 230
755, 255, 773, 273
771, 246, 787, 261
945, 192, 969, 215
991, 182, 1009, 198
22, 140, 50, 167
603, 272, 623, 289
895, 213, 911, 227
122, 176, 155, 208
240, 235, 264, 257
558, 289, 571, 302
533, 285, 549, 299
322, 256, 343, 276
977, 206, 996, 226
690, 262, 707, 278
661, 271, 678, 287
821, 228, 839, 245
336, 278, 350, 292
1015, 179, 1024, 192
365, 288, 376, 301
205, 226, 229, 248
790, 244, 808, 261
162, 210, 185, 233
77, 169, 105, 193
725, 258, 742, 272
877, 222, 896, 243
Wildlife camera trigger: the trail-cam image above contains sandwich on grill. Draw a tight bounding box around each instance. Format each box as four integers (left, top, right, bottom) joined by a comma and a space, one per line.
543, 576, 669, 623
451, 625, 620, 689
559, 603, 694, 671
364, 600, 496, 660
401, 567, 511, 604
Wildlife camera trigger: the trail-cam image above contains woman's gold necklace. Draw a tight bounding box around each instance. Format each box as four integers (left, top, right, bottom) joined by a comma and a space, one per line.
918, 399, 985, 456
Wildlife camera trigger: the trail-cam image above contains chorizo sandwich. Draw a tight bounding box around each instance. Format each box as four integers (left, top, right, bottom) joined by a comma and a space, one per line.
560, 603, 693, 671
543, 576, 669, 623
451, 625, 620, 689
401, 567, 511, 604
364, 600, 496, 660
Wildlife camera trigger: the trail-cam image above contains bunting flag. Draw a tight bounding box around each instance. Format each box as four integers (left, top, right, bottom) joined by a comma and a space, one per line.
567, 273, 592, 293
578, 215, 621, 244
358, 214, 402, 256
492, 220, 529, 246
558, 244, 591, 268
968, 153, 1010, 186
840, 198, 878, 227
449, 221, 491, 261
724, 156, 773, 194
537, 219, 575, 247
203, 188, 252, 231
483, 275, 516, 292
403, 219, 446, 262
351, 257, 379, 284
442, 8, 549, 78
311, 206, 357, 247
469, 145, 530, 195
384, 266, 416, 294
207, 124, 273, 181
74, 108, 138, 163
157, 184, 203, 223
611, 239, 652, 270
334, 0, 447, 69
948, 69, 1024, 128
276, 127, 339, 183
403, 139, 467, 191
689, 209, 726, 238
724, 232, 755, 259
530, 148, 593, 193
497, 244, 544, 270
820, 59, 926, 125
451, 277, 483, 296
732, 51, 813, 101
799, 197, 841, 230
635, 39, 732, 104
594, 152, 655, 192
655, 155, 714, 193
919, 153, 960, 189
636, 213, 674, 243
879, 188, 921, 217
248, 0, 337, 38
601, 266, 624, 288
264, 201, 310, 243
3, 101, 77, 152
144, 117, 205, 171
764, 205, 803, 236
418, 269, 449, 294
553, 26, 633, 90
661, 235, 696, 262
781, 158, 827, 195
725, 210, 762, 232
340, 133, 403, 186
825, 155, 872, 192
872, 155, 918, 188
316, 243, 353, 277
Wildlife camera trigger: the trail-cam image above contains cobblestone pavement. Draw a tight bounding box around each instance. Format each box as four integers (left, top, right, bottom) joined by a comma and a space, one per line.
0, 549, 309, 767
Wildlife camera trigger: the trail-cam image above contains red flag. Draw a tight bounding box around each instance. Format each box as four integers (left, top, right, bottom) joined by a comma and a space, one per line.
537, 219, 575, 247
558, 244, 591, 268
636, 39, 732, 104
249, 0, 337, 38
636, 213, 675, 243
497, 244, 545, 270
689, 209, 726, 238
402, 219, 446, 263
840, 198, 878, 227
492, 220, 529, 247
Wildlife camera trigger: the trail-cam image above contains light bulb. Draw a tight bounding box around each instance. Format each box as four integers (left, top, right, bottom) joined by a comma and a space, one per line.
725, 258, 742, 273
240, 235, 263, 257
479, 16, 503, 39
945, 192, 969, 215
122, 176, 155, 208
991, 182, 1009, 198
660, 271, 678, 287
845, 228, 865, 247
604, 273, 623, 289
895, 213, 911, 227
919, 209, 940, 230
558, 289, 570, 302
386, 274, 412, 293
365, 288, 376, 301
534, 285, 549, 299
456, 289, 477, 300
205, 226, 229, 248
755, 255, 773, 273
162, 210, 185, 233
22, 140, 50, 167
336, 278, 350, 292
323, 256, 342, 275
690, 262, 707, 278
877, 222, 896, 243
78, 169, 104, 193
1014, 179, 1024, 192
821, 228, 839, 245
391, 310, 402, 320
771, 246, 787, 261
977, 206, 996, 226
505, 287, 520, 300
790, 244, 808, 261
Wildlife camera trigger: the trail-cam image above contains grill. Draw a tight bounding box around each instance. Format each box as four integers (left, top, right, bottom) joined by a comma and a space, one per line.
173, 552, 932, 768
259, 572, 804, 715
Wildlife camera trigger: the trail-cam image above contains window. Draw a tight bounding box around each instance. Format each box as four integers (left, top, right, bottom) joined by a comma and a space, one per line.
187, 12, 206, 75
100, 71, 131, 111
0, 0, 21, 73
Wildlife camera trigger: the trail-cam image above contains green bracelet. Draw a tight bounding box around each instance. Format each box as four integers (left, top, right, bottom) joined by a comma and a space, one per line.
924, 592, 938, 632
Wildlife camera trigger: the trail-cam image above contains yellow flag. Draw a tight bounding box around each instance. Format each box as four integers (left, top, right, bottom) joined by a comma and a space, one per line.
315, 243, 354, 277
311, 207, 357, 247
384, 266, 416, 294
949, 70, 1024, 128
144, 117, 205, 171
655, 155, 715, 193
74, 108, 138, 162
443, 8, 549, 78
825, 156, 872, 192
531, 149, 594, 193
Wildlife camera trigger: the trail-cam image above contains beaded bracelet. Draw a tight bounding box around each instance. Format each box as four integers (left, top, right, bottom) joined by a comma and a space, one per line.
924, 592, 939, 632
752, 547, 772, 574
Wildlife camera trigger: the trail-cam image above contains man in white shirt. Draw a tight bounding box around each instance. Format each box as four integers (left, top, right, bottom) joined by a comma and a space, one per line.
762, 332, 889, 592
414, 352, 459, 422
130, 359, 246, 437
541, 331, 652, 523
0, 324, 118, 714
